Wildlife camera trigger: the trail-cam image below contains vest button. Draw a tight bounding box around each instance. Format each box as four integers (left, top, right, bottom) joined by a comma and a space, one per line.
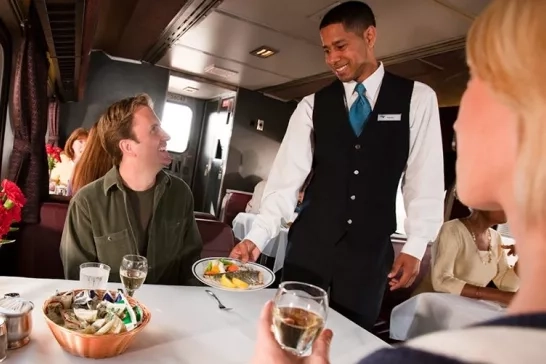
347, 219, 353, 224
350, 195, 356, 200
355, 144, 361, 150
354, 170, 359, 175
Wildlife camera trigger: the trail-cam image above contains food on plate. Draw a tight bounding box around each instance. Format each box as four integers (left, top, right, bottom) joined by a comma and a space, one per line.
45, 289, 144, 335
203, 258, 264, 289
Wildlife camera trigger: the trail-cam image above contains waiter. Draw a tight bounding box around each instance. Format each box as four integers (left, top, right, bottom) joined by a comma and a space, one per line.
229, 1, 444, 330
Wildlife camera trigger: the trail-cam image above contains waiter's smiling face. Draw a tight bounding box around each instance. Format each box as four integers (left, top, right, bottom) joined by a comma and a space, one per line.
321, 22, 376, 83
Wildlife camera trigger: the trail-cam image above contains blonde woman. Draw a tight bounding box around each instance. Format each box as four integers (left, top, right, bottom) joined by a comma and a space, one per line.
251, 0, 546, 362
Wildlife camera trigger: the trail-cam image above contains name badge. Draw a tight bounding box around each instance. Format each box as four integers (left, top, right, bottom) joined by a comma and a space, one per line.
378, 114, 402, 122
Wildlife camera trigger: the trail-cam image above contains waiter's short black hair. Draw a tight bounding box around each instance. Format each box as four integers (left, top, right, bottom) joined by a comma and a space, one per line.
319, 1, 376, 35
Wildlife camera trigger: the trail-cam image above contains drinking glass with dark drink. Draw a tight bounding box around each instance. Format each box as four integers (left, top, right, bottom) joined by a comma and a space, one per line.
120, 255, 148, 297
272, 281, 328, 357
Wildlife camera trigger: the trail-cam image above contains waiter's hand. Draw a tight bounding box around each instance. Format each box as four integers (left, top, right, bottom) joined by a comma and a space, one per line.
388, 253, 420, 291
251, 301, 333, 364
229, 239, 261, 262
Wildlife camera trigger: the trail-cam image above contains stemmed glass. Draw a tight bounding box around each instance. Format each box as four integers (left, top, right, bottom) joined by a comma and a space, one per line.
119, 255, 148, 297
271, 281, 329, 356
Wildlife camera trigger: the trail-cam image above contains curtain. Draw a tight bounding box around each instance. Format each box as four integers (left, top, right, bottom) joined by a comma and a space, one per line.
8, 10, 49, 224
46, 97, 60, 146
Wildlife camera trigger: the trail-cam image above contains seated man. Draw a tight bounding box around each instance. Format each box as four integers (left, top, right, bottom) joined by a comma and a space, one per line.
60, 94, 202, 285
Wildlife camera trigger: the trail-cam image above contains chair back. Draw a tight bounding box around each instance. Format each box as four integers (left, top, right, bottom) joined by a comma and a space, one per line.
219, 190, 252, 227
15, 202, 68, 279
194, 211, 217, 221
196, 218, 236, 258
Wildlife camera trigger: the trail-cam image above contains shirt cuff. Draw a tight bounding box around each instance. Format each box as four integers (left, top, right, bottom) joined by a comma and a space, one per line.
400, 236, 430, 261
245, 226, 271, 253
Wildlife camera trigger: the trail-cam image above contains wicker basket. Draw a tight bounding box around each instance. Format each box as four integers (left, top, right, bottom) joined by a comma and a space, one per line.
42, 289, 151, 359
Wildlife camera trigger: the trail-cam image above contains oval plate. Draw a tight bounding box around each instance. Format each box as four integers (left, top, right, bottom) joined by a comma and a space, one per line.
192, 257, 275, 292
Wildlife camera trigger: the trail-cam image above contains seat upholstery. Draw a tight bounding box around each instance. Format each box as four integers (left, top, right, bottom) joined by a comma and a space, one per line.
219, 190, 252, 227
194, 211, 218, 221
196, 218, 236, 258
15, 202, 68, 279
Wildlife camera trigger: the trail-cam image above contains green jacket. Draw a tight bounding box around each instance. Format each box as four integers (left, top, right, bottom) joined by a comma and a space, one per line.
60, 167, 203, 286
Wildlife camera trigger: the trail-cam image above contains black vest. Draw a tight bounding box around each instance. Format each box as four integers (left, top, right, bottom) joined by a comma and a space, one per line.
290, 72, 413, 251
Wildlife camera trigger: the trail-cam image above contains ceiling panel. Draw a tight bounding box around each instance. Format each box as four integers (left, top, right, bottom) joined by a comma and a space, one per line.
434, 0, 491, 17
157, 45, 291, 89
217, 0, 340, 45
366, 0, 474, 58
161, 0, 490, 93
172, 11, 329, 80
217, 0, 477, 59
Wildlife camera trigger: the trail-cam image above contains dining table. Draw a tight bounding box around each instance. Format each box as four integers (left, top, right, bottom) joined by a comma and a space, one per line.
389, 292, 507, 341
1, 276, 389, 363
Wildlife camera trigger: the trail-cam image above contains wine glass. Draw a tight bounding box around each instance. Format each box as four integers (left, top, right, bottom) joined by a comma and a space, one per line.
119, 255, 148, 297
272, 281, 329, 356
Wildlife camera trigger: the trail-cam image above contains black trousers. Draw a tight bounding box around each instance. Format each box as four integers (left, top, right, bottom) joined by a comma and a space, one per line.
281, 235, 394, 331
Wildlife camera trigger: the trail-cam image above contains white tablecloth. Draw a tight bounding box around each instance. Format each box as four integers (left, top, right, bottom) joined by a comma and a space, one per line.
389, 292, 506, 341
2, 277, 388, 363
232, 213, 289, 273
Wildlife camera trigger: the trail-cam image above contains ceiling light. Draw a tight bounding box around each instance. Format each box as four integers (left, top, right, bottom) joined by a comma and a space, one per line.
250, 46, 278, 59
204, 64, 239, 78
182, 86, 198, 93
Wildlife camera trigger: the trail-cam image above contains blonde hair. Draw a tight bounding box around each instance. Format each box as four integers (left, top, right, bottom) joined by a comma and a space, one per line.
467, 0, 546, 226
64, 127, 88, 160
97, 94, 154, 165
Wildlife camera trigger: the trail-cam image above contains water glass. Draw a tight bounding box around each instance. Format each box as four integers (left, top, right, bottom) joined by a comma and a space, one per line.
272, 281, 329, 356
79, 262, 110, 290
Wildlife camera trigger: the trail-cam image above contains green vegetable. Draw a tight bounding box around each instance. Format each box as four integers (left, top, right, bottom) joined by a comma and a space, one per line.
219, 258, 233, 266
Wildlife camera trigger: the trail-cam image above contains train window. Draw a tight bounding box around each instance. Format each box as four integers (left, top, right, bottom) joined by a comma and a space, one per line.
161, 102, 193, 153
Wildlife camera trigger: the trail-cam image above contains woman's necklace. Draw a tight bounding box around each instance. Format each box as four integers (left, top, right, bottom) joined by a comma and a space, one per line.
470, 229, 493, 265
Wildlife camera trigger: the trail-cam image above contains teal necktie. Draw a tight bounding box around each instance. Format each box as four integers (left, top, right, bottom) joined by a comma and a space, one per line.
349, 83, 372, 136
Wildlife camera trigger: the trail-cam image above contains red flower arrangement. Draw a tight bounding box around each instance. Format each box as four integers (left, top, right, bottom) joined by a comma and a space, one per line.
0, 179, 26, 244
46, 144, 62, 174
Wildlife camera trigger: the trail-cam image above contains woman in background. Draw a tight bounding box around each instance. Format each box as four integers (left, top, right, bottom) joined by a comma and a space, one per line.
49, 128, 88, 193
413, 209, 518, 304
64, 127, 88, 164
251, 0, 546, 362
69, 123, 113, 195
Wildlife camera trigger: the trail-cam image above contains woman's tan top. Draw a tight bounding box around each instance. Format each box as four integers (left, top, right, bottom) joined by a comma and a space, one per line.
414, 219, 519, 295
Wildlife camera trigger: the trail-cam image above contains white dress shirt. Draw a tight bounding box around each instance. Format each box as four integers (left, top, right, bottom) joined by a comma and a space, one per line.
246, 63, 444, 260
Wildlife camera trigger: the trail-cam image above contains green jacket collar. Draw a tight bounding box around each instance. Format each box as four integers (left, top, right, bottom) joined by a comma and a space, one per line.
103, 166, 172, 195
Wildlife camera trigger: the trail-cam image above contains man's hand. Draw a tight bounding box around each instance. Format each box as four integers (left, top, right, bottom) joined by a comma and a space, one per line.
229, 239, 261, 262
251, 301, 333, 364
388, 253, 421, 291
